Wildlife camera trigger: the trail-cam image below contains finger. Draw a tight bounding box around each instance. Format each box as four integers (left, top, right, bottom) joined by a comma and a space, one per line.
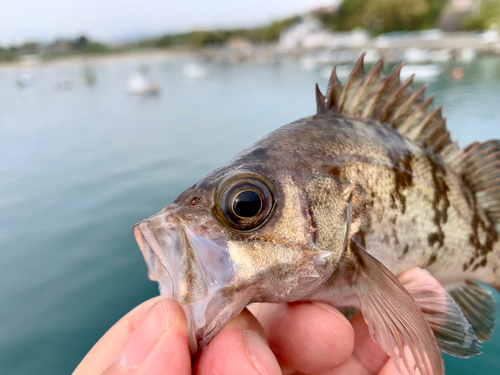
127, 299, 190, 375
74, 296, 162, 375
249, 302, 354, 374
378, 344, 430, 375
378, 359, 405, 375
195, 308, 281, 375
74, 297, 190, 375
378, 355, 411, 375
324, 311, 389, 375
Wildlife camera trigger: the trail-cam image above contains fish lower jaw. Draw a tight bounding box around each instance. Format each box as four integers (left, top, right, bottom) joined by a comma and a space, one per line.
135, 223, 247, 354
173, 285, 257, 354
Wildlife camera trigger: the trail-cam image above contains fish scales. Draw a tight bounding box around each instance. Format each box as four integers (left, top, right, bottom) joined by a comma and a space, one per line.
258, 114, 499, 283
133, 54, 500, 375
312, 117, 500, 283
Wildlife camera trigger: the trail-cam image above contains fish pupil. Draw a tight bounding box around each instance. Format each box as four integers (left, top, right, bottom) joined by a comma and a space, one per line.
233, 191, 262, 218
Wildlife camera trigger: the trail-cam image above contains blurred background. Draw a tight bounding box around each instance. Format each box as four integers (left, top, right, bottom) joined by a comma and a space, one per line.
1, 0, 500, 374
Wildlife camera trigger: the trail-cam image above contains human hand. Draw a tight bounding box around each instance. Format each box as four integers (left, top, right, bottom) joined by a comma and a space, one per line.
74, 297, 402, 375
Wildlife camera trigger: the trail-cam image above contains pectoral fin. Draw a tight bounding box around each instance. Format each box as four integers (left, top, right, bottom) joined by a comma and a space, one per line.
398, 268, 481, 358
351, 234, 444, 375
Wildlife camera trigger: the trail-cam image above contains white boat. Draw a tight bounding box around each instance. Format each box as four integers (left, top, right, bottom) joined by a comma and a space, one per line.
126, 68, 160, 96
459, 48, 477, 62
400, 64, 442, 81
16, 73, 32, 88
301, 56, 320, 71
403, 48, 430, 63
54, 81, 75, 91
182, 63, 214, 79
82, 68, 97, 85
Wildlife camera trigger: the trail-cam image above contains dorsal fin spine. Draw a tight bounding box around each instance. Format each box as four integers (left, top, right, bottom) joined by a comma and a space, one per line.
338, 53, 365, 112
399, 94, 435, 135
424, 106, 444, 129
379, 75, 414, 122
418, 110, 444, 141
441, 141, 459, 158
315, 55, 500, 228
317, 56, 453, 156
429, 129, 450, 152
389, 81, 425, 124
316, 84, 326, 114
362, 63, 403, 118
326, 66, 341, 110
447, 142, 481, 168
349, 58, 384, 115
389, 84, 429, 125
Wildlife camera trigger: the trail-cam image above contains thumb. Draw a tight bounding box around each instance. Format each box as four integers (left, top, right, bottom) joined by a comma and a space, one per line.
101, 299, 191, 375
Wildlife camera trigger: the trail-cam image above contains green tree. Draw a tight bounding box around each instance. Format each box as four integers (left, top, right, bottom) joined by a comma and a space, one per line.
20, 41, 40, 54
463, 0, 500, 31
0, 46, 16, 62
73, 36, 89, 50
320, 0, 446, 34
71, 35, 109, 54
254, 16, 302, 42
189, 30, 226, 48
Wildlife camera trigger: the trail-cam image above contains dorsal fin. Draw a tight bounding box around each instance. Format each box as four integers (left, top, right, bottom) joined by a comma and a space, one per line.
317, 54, 500, 229
316, 53, 452, 154
443, 140, 500, 229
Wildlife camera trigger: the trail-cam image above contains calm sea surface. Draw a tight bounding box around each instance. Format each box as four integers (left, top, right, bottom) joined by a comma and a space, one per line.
1, 56, 500, 374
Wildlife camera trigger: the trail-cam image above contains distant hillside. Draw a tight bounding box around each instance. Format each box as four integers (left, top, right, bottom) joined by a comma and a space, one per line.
0, 17, 302, 63
2, 0, 498, 64
134, 16, 301, 49
317, 0, 448, 34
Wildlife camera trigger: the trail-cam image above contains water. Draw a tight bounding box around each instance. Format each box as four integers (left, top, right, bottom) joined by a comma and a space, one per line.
1, 56, 500, 374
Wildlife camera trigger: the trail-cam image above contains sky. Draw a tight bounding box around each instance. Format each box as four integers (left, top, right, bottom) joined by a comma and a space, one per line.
0, 0, 339, 46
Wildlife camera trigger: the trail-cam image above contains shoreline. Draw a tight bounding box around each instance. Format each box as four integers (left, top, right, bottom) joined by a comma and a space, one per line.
2, 32, 500, 73
0, 49, 193, 71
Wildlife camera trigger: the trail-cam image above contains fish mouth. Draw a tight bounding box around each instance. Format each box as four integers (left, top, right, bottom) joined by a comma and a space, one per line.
133, 221, 175, 298
133, 216, 241, 353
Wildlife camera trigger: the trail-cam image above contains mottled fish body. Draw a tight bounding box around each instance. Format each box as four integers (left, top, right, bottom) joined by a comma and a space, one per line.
134, 55, 499, 375
297, 114, 500, 284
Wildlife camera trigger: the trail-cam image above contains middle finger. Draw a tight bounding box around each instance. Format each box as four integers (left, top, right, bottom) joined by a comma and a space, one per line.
249, 302, 355, 374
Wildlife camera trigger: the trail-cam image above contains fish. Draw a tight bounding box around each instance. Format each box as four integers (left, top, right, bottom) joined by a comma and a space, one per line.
133, 54, 500, 375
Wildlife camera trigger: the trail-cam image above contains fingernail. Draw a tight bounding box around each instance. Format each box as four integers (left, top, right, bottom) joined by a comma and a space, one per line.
116, 299, 169, 369
243, 330, 280, 375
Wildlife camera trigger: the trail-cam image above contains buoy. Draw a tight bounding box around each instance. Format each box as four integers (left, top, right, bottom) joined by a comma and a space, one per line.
453, 67, 464, 81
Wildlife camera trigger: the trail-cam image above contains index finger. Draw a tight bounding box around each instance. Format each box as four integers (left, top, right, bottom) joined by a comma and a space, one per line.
75, 296, 192, 375
74, 297, 163, 374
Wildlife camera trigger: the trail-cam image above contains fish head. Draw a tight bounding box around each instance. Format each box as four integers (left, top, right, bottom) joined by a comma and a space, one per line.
133, 129, 353, 352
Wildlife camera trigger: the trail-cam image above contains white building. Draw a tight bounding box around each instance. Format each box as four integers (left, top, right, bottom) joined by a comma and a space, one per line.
279, 18, 370, 50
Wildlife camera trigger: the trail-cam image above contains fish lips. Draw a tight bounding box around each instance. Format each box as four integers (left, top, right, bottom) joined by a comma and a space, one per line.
133, 221, 176, 298
133, 215, 239, 353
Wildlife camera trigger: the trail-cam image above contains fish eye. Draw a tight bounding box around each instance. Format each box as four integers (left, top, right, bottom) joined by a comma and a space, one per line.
233, 191, 262, 218
214, 172, 275, 232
